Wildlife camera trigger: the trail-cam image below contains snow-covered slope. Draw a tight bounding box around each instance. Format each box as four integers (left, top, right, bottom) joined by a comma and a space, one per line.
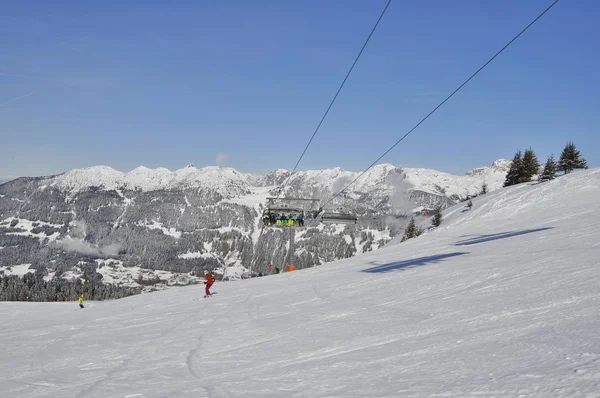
404, 158, 511, 197
1, 169, 598, 397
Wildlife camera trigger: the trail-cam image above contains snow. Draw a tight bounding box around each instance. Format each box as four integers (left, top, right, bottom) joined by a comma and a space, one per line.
95, 259, 201, 288
220, 260, 251, 280
137, 219, 182, 239
399, 159, 510, 198
0, 263, 33, 277
221, 186, 270, 208
213, 226, 249, 236
1, 170, 599, 397
355, 228, 392, 253
50, 165, 250, 196
112, 192, 133, 229
177, 252, 214, 260
278, 161, 509, 204
46, 161, 508, 210
44, 271, 56, 282
1, 218, 62, 242
61, 267, 83, 281
221, 185, 273, 244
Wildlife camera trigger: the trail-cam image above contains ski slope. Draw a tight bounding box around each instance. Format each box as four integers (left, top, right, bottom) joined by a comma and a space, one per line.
1, 170, 599, 397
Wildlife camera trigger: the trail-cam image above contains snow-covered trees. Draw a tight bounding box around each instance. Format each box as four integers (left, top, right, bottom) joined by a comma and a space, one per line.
0, 273, 139, 302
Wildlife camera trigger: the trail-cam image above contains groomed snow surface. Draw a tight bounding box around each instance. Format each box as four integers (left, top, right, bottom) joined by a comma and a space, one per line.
1, 170, 599, 397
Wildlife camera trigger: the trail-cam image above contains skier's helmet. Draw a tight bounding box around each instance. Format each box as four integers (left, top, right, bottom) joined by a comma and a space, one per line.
203, 270, 208, 275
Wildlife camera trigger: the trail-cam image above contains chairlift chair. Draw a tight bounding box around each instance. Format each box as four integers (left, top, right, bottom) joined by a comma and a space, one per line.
319, 192, 357, 224
262, 197, 320, 228
320, 211, 358, 224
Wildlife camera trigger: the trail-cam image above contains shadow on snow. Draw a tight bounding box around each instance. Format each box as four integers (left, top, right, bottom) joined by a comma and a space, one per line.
362, 252, 469, 274
455, 227, 553, 246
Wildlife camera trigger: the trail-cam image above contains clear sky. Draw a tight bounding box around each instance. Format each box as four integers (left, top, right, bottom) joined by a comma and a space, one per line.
1, 0, 598, 180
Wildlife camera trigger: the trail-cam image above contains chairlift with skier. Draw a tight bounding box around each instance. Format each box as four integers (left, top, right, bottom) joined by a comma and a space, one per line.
262, 197, 321, 228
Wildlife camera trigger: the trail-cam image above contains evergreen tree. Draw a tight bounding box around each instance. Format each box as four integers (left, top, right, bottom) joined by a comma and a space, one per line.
480, 182, 488, 195
431, 205, 443, 228
522, 148, 541, 182
416, 224, 424, 237
558, 141, 588, 174
503, 150, 524, 187
539, 154, 557, 181
401, 218, 424, 242
401, 218, 415, 242
0, 273, 141, 302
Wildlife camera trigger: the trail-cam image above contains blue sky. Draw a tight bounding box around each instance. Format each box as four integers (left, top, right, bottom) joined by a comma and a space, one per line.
1, 0, 598, 179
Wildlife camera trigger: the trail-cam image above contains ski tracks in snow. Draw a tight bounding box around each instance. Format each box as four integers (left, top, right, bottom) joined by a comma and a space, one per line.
184, 294, 242, 396
565, 352, 600, 383
186, 336, 204, 379
75, 306, 203, 398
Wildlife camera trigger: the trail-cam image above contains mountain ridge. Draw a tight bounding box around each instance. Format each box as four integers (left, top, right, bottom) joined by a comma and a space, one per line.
0, 159, 511, 289
37, 159, 511, 197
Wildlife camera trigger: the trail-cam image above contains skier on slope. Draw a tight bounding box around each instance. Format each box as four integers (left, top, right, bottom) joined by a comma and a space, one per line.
203, 270, 214, 298
78, 293, 85, 309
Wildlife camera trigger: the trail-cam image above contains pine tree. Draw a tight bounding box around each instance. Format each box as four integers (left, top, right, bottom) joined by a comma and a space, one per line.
415, 224, 424, 237
522, 148, 541, 182
401, 218, 416, 242
401, 218, 423, 242
0, 273, 140, 302
480, 182, 488, 195
539, 154, 557, 181
431, 205, 443, 228
503, 150, 524, 187
558, 141, 588, 174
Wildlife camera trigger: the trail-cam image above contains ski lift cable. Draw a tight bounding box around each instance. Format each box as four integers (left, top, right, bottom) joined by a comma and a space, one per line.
321, 0, 561, 209
277, 0, 393, 198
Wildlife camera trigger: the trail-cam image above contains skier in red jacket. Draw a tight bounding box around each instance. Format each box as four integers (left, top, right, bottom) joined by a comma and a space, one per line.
203, 270, 214, 298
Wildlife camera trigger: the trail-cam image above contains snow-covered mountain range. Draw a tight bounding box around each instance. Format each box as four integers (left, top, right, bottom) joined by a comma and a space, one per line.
48, 160, 510, 201
0, 160, 510, 289
51, 164, 252, 197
